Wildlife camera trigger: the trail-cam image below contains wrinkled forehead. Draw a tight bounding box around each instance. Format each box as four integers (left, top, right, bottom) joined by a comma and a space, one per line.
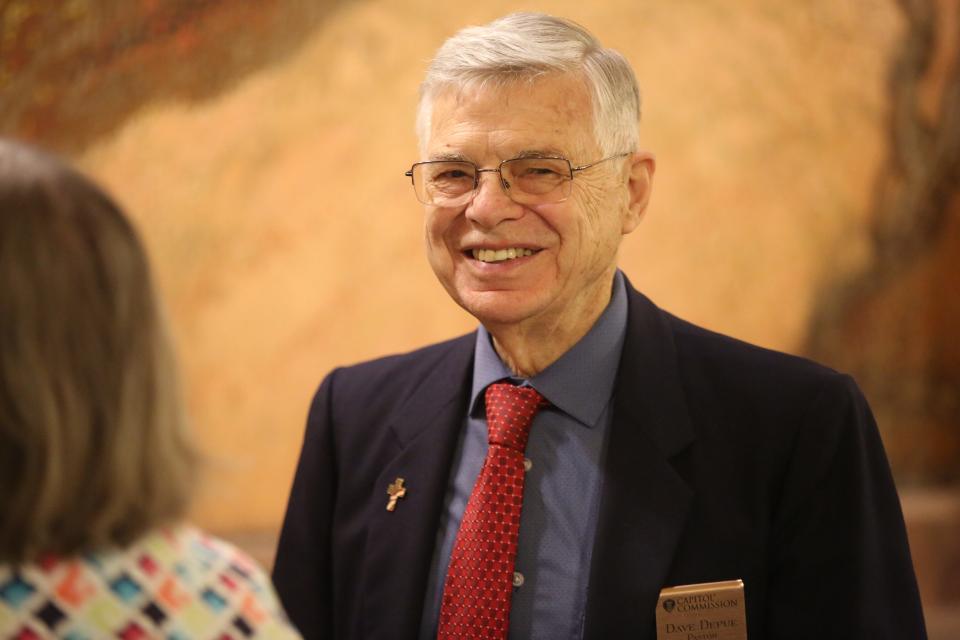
422, 72, 599, 161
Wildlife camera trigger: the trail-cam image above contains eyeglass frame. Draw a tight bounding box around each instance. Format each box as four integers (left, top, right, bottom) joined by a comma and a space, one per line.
403, 152, 633, 206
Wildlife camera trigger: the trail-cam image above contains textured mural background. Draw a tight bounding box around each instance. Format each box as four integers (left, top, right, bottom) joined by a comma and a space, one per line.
3, 0, 958, 631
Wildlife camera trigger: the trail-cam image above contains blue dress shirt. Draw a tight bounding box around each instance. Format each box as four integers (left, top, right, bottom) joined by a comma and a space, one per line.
419, 271, 629, 640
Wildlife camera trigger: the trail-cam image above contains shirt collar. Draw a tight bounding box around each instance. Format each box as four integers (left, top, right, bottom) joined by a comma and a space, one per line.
469, 270, 629, 427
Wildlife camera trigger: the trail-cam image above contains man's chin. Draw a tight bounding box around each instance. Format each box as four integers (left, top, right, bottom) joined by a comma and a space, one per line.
455, 291, 544, 330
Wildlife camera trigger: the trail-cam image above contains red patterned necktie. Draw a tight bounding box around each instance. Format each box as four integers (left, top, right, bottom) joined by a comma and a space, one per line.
437, 382, 547, 640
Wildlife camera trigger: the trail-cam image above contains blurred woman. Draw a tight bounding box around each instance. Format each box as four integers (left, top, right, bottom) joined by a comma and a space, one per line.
0, 139, 299, 638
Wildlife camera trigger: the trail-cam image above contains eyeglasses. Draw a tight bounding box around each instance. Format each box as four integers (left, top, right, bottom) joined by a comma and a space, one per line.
404, 152, 631, 207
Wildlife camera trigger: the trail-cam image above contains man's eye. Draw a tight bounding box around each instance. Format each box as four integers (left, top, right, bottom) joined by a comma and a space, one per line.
522, 166, 562, 176
515, 164, 566, 180
507, 158, 568, 180
435, 169, 473, 180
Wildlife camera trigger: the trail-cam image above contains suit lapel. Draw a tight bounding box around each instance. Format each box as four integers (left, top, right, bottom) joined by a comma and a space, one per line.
359, 335, 475, 640
584, 281, 695, 639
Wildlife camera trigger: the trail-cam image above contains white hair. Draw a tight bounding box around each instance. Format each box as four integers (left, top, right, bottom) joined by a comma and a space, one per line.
416, 12, 641, 157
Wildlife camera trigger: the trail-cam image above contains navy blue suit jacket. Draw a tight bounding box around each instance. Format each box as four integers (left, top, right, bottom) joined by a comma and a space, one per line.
273, 280, 926, 639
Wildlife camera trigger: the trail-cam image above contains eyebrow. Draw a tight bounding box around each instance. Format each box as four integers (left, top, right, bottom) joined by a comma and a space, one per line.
428, 152, 470, 162
513, 148, 568, 159
427, 148, 569, 163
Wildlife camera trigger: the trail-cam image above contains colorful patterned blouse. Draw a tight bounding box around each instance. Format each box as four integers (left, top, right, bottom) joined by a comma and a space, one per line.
0, 525, 300, 639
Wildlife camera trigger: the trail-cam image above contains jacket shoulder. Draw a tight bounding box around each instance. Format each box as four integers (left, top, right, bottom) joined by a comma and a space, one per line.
666, 312, 846, 399
311, 332, 475, 413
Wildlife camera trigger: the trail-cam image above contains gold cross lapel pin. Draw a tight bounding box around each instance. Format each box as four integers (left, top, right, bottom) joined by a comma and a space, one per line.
386, 477, 407, 512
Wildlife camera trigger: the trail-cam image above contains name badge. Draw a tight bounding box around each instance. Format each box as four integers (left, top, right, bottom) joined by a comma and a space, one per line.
655, 579, 747, 640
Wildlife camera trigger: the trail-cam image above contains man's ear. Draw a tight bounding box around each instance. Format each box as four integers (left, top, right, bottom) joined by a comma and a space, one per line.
622, 151, 656, 235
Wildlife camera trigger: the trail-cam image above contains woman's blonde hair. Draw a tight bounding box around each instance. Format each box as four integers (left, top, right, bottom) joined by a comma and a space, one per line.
0, 139, 197, 563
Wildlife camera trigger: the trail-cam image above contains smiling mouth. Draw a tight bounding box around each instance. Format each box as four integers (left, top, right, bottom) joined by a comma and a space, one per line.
470, 248, 537, 263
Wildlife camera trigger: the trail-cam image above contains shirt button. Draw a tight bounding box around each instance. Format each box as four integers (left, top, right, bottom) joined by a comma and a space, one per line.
523, 458, 533, 472
513, 571, 525, 588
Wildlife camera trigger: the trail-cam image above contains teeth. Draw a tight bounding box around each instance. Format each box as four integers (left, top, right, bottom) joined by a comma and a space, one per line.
471, 248, 535, 263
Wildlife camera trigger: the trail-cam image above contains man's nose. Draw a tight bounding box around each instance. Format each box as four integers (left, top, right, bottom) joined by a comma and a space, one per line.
465, 170, 524, 228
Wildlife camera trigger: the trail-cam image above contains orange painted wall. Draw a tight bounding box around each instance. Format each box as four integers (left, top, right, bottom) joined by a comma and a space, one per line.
4, 1, 926, 533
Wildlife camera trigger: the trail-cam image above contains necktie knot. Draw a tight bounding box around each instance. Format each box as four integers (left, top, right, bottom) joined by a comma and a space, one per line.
484, 382, 545, 452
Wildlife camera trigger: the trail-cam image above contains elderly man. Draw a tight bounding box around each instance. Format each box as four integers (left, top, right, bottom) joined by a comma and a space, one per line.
273, 13, 925, 640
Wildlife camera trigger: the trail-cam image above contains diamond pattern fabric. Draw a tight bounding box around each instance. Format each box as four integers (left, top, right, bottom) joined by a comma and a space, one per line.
0, 526, 299, 638
437, 382, 546, 639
